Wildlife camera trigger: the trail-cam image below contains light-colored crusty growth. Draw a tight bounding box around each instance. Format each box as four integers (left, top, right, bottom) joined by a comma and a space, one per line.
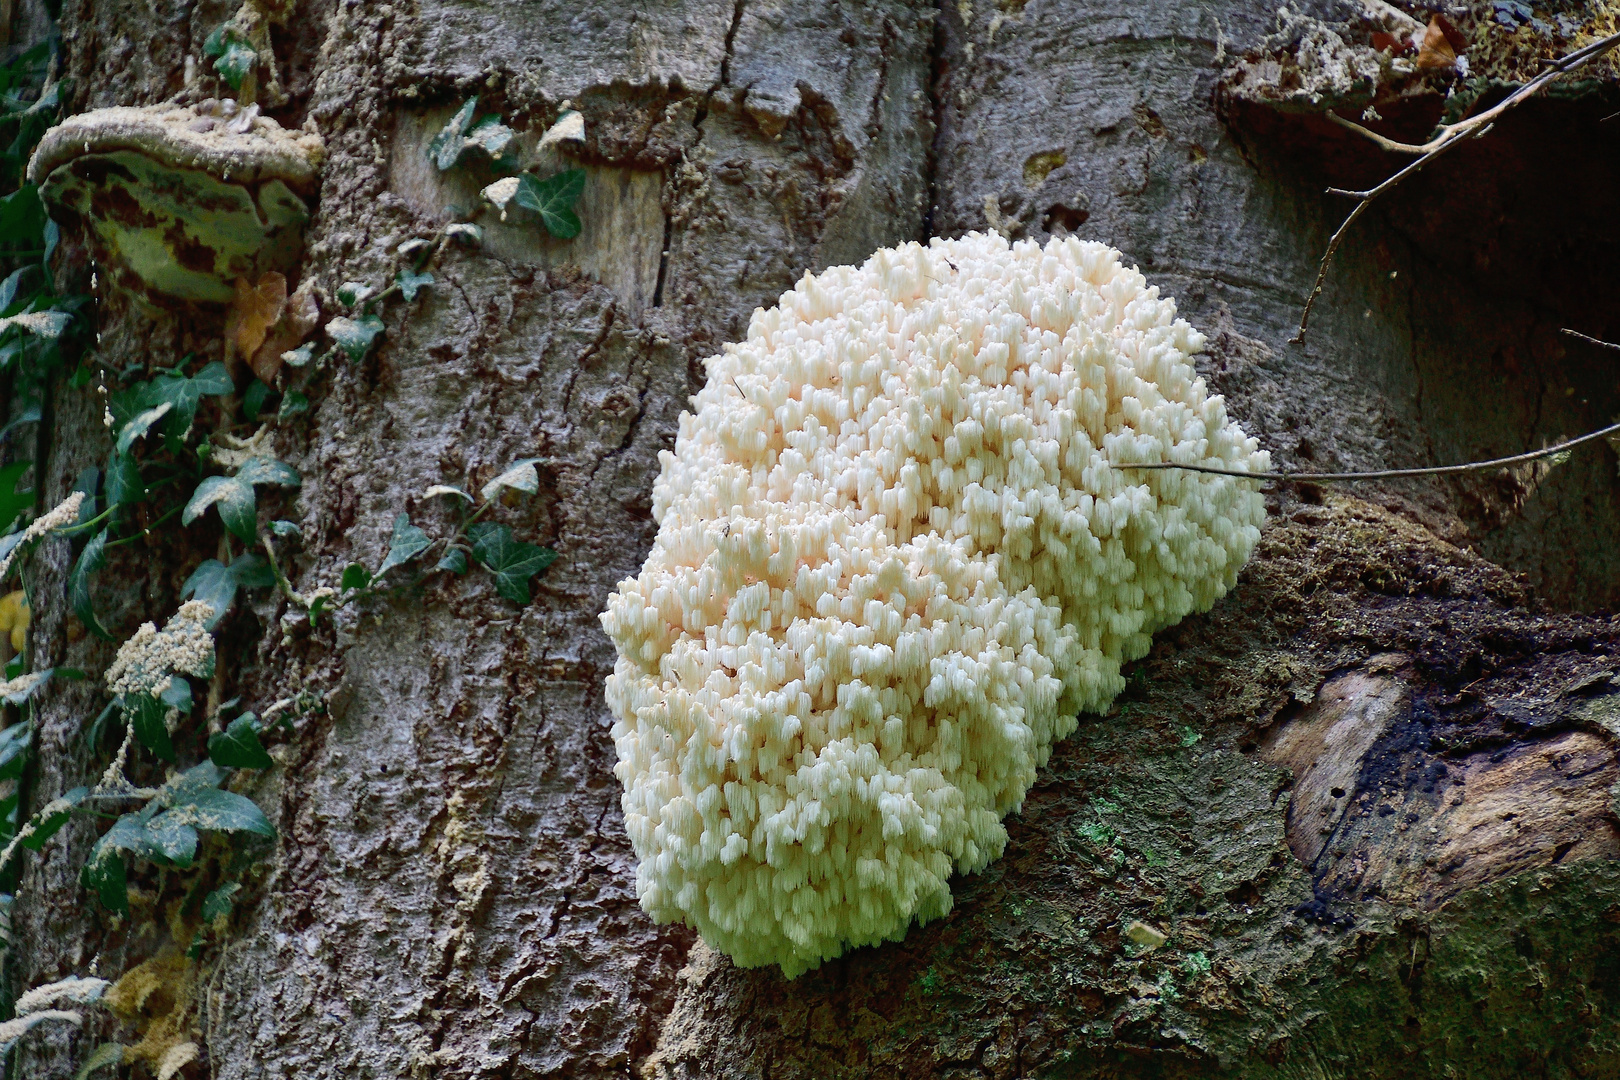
601, 232, 1269, 975
106, 600, 216, 699
29, 101, 323, 306
0, 491, 84, 583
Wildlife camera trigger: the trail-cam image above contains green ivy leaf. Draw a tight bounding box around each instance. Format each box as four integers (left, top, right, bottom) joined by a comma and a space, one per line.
0, 460, 31, 530
69, 528, 113, 640
124, 692, 175, 762
396, 268, 434, 301
0, 184, 45, 249
336, 281, 374, 307
377, 513, 430, 578
465, 115, 516, 159
430, 98, 478, 171
70, 465, 99, 525
144, 361, 233, 446
160, 676, 193, 717
202, 880, 241, 924
21, 785, 88, 851
167, 761, 228, 798
107, 382, 148, 430
268, 519, 301, 540
436, 548, 468, 575
183, 560, 237, 627
281, 342, 315, 368
83, 777, 226, 910
182, 554, 270, 630
139, 810, 199, 867
0, 264, 34, 311
514, 169, 586, 239
114, 401, 171, 456
278, 390, 310, 420
208, 712, 272, 769
160, 786, 275, 839
0, 403, 42, 443
81, 822, 131, 912
236, 456, 301, 487
243, 378, 272, 421
0, 720, 29, 780
105, 450, 144, 507
184, 475, 257, 542
235, 554, 277, 588
327, 314, 385, 362
150, 359, 234, 405
468, 522, 557, 604
213, 36, 256, 91
340, 563, 371, 592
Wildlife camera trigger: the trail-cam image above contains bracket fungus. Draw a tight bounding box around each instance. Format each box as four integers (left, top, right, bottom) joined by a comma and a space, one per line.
28, 101, 323, 307
602, 232, 1270, 975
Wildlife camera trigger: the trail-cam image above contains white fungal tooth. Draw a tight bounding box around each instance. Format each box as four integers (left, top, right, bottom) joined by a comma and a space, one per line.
601, 231, 1268, 978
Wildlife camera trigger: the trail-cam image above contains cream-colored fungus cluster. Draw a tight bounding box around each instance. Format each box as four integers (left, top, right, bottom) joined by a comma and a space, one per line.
602, 232, 1268, 976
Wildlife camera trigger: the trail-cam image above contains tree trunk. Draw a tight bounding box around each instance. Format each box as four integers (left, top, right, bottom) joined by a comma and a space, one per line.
11, 0, 1620, 1077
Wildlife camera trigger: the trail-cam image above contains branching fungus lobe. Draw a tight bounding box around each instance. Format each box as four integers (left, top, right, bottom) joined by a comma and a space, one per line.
602, 232, 1268, 975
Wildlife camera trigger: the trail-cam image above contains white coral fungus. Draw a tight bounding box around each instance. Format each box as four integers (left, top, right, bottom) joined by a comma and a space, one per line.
105, 599, 216, 699
601, 232, 1268, 975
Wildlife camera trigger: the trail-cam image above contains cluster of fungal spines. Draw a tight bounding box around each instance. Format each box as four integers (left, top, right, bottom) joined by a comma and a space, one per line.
602, 232, 1268, 976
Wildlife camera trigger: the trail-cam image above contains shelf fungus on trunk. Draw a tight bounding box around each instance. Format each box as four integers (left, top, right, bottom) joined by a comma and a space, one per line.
601, 232, 1271, 976
27, 101, 324, 308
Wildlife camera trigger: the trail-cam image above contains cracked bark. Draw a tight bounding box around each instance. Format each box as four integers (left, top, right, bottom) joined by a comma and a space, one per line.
11, 1, 1620, 1078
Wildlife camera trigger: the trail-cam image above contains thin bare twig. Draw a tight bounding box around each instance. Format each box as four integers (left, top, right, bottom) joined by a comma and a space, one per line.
1562, 327, 1620, 353
1325, 110, 1428, 155
1295, 28, 1620, 342
1121, 419, 1620, 482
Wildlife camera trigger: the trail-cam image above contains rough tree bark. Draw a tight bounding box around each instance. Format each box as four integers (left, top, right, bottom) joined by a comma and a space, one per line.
10, 0, 1620, 1077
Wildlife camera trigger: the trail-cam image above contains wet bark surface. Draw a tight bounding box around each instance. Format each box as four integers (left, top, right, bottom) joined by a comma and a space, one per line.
10, 0, 1620, 1077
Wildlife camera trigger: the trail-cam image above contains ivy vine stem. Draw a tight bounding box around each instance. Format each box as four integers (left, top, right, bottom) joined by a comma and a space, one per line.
55, 503, 114, 538
259, 535, 308, 608
103, 504, 183, 548
363, 229, 451, 315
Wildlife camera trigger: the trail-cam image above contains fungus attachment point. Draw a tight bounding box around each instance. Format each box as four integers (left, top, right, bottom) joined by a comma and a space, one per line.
28, 104, 324, 307
602, 232, 1269, 976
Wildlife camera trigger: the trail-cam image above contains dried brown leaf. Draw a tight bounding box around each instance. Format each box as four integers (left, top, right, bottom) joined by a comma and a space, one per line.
227, 272, 288, 369
248, 278, 318, 384
1416, 14, 1459, 69
1434, 13, 1467, 54
1371, 31, 1411, 55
